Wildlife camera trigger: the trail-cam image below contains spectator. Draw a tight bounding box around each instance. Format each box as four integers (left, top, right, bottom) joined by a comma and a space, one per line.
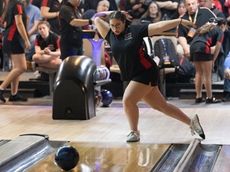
22, 0, 41, 60
175, 1, 187, 37
119, 0, 126, 10
213, 0, 223, 12
0, 0, 9, 27
199, 0, 225, 17
59, 0, 94, 60
31, 0, 42, 8
125, 0, 151, 20
83, 0, 117, 11
225, 0, 230, 19
156, 0, 180, 20
177, 1, 187, 18
82, 0, 110, 20
41, 0, 63, 35
190, 17, 226, 103
0, 0, 9, 70
223, 19, 230, 57
222, 20, 230, 101
0, 0, 30, 102
32, 20, 62, 69
199, 0, 225, 79
223, 51, 230, 101
178, 0, 217, 58
140, 1, 162, 23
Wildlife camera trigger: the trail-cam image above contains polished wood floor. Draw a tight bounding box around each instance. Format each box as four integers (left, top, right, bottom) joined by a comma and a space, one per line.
0, 97, 230, 145
0, 71, 230, 144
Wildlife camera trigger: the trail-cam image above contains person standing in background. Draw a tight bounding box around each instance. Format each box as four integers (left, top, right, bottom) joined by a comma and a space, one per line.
178, 0, 216, 58
190, 17, 226, 103
31, 0, 42, 8
22, 0, 41, 60
0, 0, 9, 27
223, 51, 230, 101
59, 0, 94, 60
41, 0, 63, 35
0, 0, 30, 102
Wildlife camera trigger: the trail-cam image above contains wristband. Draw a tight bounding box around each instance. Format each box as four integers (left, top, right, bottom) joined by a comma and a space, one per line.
89, 19, 93, 25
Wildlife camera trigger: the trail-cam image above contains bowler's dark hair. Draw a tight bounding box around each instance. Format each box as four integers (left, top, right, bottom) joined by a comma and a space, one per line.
109, 11, 127, 23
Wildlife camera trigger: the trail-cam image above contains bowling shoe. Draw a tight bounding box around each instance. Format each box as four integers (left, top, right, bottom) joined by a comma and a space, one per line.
190, 114, 205, 139
8, 94, 28, 102
195, 97, 204, 103
126, 131, 140, 142
205, 97, 221, 104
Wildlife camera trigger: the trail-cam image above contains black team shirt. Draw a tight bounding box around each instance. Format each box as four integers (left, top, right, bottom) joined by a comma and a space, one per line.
105, 24, 155, 81
35, 32, 60, 51
190, 27, 224, 54
59, 1, 83, 47
41, 0, 62, 34
4, 0, 27, 41
178, 7, 216, 44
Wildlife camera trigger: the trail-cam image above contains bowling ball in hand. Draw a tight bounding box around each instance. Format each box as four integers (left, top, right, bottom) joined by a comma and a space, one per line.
101, 89, 113, 107
55, 145, 79, 171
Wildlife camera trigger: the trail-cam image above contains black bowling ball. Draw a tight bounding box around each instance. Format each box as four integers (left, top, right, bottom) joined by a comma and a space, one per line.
55, 145, 79, 171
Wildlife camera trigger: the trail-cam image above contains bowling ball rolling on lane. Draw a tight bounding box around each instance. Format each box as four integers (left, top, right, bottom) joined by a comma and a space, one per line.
54, 145, 80, 171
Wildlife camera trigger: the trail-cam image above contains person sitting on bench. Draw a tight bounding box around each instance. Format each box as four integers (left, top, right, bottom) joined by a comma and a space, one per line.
32, 20, 62, 70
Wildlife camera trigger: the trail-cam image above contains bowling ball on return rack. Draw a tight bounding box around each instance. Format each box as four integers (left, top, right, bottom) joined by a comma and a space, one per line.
100, 89, 113, 107
93, 66, 110, 81
54, 145, 79, 171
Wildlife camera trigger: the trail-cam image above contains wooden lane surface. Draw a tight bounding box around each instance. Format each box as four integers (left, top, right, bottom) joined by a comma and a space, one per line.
27, 142, 170, 172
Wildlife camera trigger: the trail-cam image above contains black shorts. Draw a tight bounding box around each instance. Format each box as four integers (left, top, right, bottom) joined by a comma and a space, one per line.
3, 36, 25, 54
60, 45, 83, 60
132, 66, 159, 86
191, 52, 213, 62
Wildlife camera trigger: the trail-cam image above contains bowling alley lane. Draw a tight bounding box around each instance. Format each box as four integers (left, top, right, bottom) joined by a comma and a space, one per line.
27, 142, 170, 172
213, 145, 230, 172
